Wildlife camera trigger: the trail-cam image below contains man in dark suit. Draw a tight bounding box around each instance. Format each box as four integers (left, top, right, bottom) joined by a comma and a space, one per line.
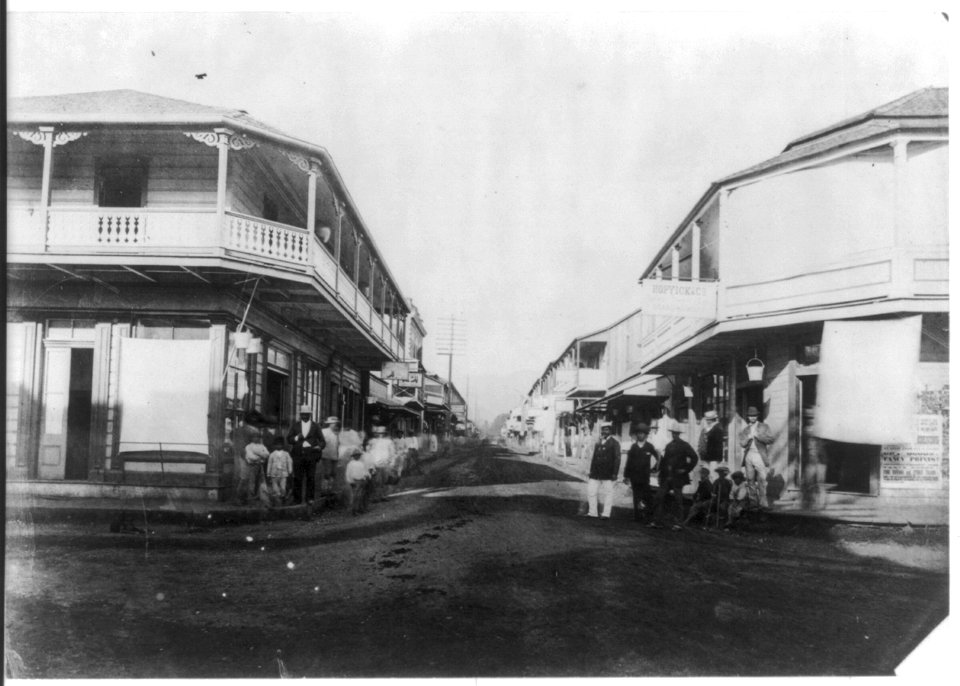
286, 404, 325, 504
584, 422, 621, 519
623, 423, 659, 522
649, 419, 699, 530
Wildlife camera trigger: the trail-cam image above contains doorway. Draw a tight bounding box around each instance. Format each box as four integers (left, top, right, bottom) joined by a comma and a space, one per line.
39, 346, 94, 480
264, 368, 289, 427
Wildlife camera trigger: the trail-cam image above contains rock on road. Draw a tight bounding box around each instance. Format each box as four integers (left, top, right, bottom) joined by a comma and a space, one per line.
4, 442, 948, 678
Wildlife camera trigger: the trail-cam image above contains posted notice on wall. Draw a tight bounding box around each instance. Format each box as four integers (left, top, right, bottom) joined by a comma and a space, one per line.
880, 414, 943, 488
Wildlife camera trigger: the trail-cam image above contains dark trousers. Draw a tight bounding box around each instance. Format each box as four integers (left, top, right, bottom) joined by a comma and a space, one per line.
631, 481, 654, 520
292, 457, 318, 503
653, 483, 686, 524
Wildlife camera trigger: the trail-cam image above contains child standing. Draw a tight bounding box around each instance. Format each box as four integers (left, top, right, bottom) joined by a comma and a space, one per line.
240, 431, 270, 505
266, 437, 293, 506
345, 449, 370, 515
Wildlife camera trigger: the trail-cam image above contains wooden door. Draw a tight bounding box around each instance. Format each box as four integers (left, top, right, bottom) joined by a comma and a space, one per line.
38, 347, 71, 479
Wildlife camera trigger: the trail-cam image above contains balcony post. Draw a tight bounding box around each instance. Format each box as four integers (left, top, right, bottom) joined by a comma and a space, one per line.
353, 233, 362, 311
214, 128, 230, 225
38, 126, 55, 245
307, 161, 320, 267
691, 220, 701, 282
335, 201, 344, 291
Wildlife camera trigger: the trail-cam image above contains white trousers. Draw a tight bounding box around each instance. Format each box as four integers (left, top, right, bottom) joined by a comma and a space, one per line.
587, 479, 615, 517
744, 452, 769, 508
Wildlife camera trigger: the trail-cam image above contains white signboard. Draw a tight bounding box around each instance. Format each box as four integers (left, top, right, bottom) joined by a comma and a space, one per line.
881, 414, 943, 488
640, 279, 718, 319
382, 360, 421, 387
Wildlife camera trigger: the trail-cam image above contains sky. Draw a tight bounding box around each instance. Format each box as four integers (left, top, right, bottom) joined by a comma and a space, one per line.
6, 4, 951, 424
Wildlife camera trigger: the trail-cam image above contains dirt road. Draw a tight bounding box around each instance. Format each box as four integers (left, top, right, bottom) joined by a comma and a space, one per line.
4, 442, 948, 677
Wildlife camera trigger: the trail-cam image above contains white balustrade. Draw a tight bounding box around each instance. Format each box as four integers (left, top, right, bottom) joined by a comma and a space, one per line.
337, 271, 357, 309
357, 294, 372, 327
312, 241, 339, 288
42, 207, 218, 253
6, 205, 43, 251
224, 211, 310, 265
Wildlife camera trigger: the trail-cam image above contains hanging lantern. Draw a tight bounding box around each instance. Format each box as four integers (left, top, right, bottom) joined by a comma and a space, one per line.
247, 337, 263, 355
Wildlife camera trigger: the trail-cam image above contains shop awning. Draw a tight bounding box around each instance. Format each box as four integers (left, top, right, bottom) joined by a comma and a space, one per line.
367, 397, 420, 418
813, 315, 921, 444
578, 376, 665, 412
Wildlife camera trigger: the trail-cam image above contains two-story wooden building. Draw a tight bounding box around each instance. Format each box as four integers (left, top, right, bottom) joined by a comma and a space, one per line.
636, 87, 948, 515
7, 90, 413, 501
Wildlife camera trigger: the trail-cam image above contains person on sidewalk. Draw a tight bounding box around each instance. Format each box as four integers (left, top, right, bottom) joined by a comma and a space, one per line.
344, 448, 370, 515
679, 467, 714, 528
286, 404, 325, 505
320, 416, 341, 494
649, 419, 699, 530
266, 437, 293, 506
239, 431, 269, 506
584, 421, 621, 519
698, 410, 725, 469
365, 426, 396, 502
623, 423, 659, 522
738, 405, 774, 509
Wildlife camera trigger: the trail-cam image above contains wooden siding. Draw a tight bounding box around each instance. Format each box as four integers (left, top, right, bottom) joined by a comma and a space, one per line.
6, 323, 26, 470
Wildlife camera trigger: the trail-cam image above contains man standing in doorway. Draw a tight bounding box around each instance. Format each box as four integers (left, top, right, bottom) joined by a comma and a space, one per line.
584, 421, 621, 519
287, 405, 325, 505
698, 410, 725, 469
739, 405, 774, 509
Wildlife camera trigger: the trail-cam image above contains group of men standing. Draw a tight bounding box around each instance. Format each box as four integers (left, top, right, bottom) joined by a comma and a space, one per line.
582, 406, 775, 528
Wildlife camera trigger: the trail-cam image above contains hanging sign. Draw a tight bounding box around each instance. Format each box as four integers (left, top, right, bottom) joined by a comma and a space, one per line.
639, 279, 718, 319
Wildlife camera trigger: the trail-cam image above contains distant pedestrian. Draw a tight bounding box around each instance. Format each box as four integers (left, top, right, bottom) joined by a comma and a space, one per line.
584, 421, 621, 519
623, 423, 659, 522
649, 419, 698, 530
738, 406, 774, 508
266, 437, 293, 506
345, 449, 370, 515
286, 405, 325, 504
366, 426, 396, 502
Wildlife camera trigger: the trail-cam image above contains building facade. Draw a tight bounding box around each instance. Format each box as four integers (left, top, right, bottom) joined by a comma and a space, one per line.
7, 90, 413, 500
636, 87, 948, 514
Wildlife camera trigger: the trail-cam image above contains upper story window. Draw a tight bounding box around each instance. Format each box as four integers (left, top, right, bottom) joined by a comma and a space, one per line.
96, 158, 147, 208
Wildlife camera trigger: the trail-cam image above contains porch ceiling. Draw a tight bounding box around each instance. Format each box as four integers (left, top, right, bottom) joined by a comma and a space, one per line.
7, 261, 394, 368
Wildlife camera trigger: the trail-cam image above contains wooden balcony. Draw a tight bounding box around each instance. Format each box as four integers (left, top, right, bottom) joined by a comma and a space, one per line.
7, 204, 404, 359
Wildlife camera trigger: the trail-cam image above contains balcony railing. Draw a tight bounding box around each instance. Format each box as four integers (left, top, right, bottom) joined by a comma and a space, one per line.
9, 204, 401, 358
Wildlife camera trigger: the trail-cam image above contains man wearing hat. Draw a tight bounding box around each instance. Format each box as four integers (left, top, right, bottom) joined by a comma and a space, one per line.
698, 410, 725, 469
623, 423, 659, 522
649, 418, 699, 529
584, 421, 621, 518
738, 406, 774, 508
319, 416, 341, 494
286, 405, 326, 504
365, 425, 397, 502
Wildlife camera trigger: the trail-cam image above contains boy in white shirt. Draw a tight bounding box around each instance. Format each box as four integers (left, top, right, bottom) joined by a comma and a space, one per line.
239, 432, 269, 505
266, 438, 293, 505
345, 449, 370, 515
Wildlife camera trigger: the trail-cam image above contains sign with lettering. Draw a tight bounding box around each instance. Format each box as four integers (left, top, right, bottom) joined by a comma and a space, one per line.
880, 414, 943, 488
639, 279, 718, 319
382, 361, 421, 387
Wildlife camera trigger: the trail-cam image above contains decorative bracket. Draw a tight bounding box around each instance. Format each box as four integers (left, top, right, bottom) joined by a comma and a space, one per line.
13, 129, 88, 147
183, 130, 258, 151
283, 151, 323, 175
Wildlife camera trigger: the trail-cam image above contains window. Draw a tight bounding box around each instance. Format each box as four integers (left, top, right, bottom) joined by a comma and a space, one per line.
300, 360, 323, 419
262, 194, 279, 222
96, 158, 147, 208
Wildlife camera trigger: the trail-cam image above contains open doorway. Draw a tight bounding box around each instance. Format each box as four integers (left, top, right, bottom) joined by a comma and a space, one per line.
39, 346, 94, 480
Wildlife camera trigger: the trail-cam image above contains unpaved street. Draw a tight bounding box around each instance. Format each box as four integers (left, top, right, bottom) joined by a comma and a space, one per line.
4, 442, 948, 678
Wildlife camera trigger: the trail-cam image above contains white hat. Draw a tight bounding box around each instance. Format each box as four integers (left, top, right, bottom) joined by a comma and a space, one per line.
599, 421, 613, 429
298, 404, 312, 415
323, 416, 340, 424
704, 410, 719, 421
666, 419, 682, 433
372, 425, 387, 434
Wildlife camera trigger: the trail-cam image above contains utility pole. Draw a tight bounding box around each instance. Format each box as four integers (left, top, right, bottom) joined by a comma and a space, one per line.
436, 316, 466, 436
